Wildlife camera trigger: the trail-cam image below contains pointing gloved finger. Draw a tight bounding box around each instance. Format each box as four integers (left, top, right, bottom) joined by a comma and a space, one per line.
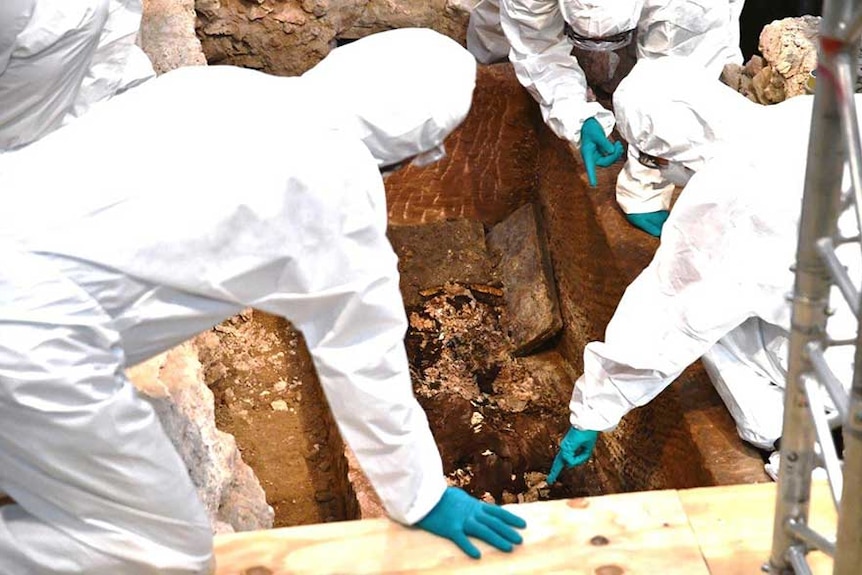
483, 502, 527, 528
477, 511, 524, 544
466, 519, 516, 552
581, 147, 598, 187
547, 451, 565, 484
625, 210, 669, 237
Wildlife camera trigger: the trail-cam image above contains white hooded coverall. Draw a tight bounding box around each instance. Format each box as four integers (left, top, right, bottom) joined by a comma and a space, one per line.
466, 0, 744, 214
0, 0, 154, 151
570, 57, 858, 451
0, 28, 476, 574
613, 56, 761, 215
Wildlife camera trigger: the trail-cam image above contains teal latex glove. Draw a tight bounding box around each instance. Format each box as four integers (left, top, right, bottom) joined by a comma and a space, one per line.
416, 486, 527, 559
580, 117, 624, 187
546, 427, 599, 484
625, 210, 670, 237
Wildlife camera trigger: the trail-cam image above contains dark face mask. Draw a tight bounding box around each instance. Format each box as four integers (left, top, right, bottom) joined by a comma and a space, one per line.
567, 25, 638, 96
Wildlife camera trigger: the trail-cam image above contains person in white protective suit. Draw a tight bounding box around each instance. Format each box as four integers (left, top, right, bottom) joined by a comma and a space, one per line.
0, 28, 526, 574
0, 0, 155, 150
466, 0, 745, 236
545, 56, 858, 483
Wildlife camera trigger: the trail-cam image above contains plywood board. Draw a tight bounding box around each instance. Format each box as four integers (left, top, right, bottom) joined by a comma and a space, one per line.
679, 481, 837, 575
214, 489, 710, 574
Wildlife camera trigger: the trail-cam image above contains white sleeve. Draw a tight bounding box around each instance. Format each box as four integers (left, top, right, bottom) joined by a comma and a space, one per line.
70, 0, 155, 120
569, 159, 792, 431
0, 0, 35, 73
569, 260, 748, 431
253, 138, 447, 526
500, 0, 614, 147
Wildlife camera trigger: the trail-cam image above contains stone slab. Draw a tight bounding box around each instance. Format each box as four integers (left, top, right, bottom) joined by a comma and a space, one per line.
487, 202, 562, 356
388, 219, 494, 309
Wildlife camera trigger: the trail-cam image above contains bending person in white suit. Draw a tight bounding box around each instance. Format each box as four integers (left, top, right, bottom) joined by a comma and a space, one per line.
0, 29, 525, 574
547, 56, 856, 481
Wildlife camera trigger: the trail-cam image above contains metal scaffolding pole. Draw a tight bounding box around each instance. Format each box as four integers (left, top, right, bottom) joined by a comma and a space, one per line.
769, 1, 862, 573
835, 341, 862, 573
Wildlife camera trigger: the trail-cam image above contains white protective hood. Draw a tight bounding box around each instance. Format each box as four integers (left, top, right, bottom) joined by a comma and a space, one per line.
302, 28, 477, 168
637, 0, 744, 75
559, 0, 644, 39
614, 56, 758, 173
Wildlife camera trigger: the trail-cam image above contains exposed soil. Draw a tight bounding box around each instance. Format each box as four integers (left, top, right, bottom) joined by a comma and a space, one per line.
198, 310, 354, 527
404, 281, 608, 504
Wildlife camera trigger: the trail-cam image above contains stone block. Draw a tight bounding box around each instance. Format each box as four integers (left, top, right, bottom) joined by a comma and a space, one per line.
487, 203, 562, 356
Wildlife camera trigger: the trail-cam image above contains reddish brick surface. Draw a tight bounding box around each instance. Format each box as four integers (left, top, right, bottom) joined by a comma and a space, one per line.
385, 63, 541, 226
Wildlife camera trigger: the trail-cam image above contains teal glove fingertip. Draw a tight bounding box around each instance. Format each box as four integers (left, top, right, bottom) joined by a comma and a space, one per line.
546, 452, 565, 484
625, 210, 670, 237
581, 146, 598, 187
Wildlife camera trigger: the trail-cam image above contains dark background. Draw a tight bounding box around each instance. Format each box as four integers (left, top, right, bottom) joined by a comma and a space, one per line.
740, 0, 824, 59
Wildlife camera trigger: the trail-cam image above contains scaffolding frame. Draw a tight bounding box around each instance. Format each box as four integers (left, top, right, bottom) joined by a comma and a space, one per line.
769, 1, 862, 573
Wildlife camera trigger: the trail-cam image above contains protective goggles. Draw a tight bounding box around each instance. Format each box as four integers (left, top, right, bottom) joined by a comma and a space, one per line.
564, 24, 635, 52
637, 150, 670, 170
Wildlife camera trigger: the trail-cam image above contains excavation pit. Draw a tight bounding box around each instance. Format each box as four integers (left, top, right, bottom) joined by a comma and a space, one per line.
205, 63, 769, 528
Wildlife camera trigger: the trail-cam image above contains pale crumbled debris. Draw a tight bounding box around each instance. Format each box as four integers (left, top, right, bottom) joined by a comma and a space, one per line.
446, 467, 474, 488
270, 399, 289, 411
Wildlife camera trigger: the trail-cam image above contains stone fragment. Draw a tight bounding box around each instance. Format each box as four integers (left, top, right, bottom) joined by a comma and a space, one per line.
758, 15, 819, 100
270, 399, 289, 411
486, 203, 562, 355
140, 0, 207, 75
128, 341, 274, 533
751, 65, 786, 104
720, 16, 851, 104
570, 41, 637, 96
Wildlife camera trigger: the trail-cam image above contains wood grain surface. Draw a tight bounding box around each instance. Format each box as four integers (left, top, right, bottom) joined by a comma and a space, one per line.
679, 480, 837, 575
214, 482, 840, 574
214, 489, 709, 574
